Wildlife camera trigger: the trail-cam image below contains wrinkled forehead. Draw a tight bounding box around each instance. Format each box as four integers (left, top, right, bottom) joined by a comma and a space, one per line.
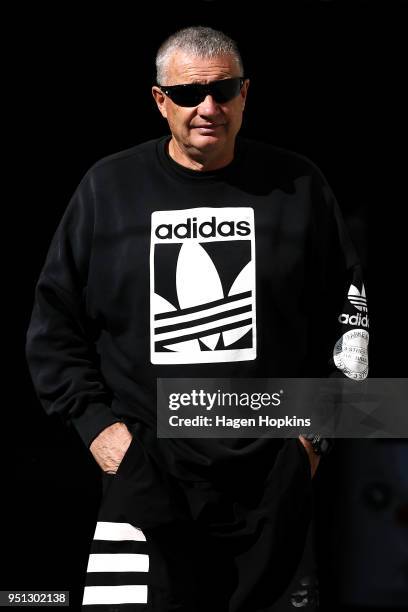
165, 50, 241, 85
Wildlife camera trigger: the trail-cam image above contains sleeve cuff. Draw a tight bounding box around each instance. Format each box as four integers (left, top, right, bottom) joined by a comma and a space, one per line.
69, 402, 124, 449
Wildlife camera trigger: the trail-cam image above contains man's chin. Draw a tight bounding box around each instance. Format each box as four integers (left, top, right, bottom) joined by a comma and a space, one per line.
190, 133, 225, 151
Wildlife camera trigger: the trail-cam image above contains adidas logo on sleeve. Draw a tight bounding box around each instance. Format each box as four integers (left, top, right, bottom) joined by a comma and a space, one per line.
338, 312, 369, 327
335, 283, 369, 380
338, 283, 370, 327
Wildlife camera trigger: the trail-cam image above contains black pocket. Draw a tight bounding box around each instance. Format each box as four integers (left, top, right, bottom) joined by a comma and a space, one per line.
295, 437, 312, 478
116, 434, 137, 477
100, 435, 137, 500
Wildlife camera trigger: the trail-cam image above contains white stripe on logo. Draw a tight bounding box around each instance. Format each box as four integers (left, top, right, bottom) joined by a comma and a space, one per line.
93, 522, 147, 541
82, 584, 148, 605
154, 296, 252, 328
87, 553, 149, 573
154, 310, 252, 341
348, 295, 366, 301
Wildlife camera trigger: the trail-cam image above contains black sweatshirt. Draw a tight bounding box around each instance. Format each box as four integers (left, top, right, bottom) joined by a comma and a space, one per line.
25, 134, 369, 482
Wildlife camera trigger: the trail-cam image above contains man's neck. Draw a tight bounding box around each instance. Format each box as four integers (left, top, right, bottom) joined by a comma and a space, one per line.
167, 137, 235, 172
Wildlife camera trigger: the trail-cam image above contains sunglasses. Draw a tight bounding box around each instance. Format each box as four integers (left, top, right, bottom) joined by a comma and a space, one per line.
157, 77, 245, 107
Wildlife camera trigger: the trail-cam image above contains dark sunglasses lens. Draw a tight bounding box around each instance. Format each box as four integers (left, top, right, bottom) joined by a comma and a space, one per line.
170, 88, 203, 107
210, 79, 242, 103
167, 78, 242, 107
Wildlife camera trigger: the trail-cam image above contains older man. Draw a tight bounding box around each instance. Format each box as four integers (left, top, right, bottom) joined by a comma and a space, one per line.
25, 26, 368, 612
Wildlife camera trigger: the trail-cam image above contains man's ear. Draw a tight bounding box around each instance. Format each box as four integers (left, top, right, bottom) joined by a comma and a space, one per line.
152, 86, 168, 119
241, 78, 250, 111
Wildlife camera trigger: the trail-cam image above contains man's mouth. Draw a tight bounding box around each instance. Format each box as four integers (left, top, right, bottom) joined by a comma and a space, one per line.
193, 124, 224, 129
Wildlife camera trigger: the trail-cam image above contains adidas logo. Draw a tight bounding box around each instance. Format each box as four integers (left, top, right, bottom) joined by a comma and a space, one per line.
150, 207, 256, 364
155, 216, 251, 239
348, 283, 367, 312
338, 312, 370, 327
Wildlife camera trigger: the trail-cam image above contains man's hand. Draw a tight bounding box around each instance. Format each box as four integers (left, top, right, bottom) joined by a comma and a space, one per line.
298, 435, 321, 478
89, 422, 133, 474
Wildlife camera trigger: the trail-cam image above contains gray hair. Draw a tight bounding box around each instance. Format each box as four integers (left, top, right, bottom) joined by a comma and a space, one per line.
155, 26, 244, 85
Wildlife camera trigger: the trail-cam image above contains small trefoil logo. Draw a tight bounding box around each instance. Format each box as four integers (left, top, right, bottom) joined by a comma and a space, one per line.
348, 283, 367, 312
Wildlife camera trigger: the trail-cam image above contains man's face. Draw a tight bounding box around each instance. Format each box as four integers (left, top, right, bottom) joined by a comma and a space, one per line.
152, 51, 249, 156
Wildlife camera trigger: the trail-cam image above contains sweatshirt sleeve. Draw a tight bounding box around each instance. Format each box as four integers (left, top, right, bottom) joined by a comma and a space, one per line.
328, 199, 369, 381
25, 168, 122, 449
306, 166, 369, 381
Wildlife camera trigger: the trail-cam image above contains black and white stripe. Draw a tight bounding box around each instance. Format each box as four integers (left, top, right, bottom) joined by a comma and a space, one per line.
82, 521, 149, 607
154, 290, 252, 348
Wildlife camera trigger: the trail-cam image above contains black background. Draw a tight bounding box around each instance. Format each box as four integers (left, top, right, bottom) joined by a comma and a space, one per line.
6, 1, 407, 610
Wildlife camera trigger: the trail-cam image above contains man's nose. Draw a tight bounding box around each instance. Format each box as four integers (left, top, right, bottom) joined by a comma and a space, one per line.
197, 94, 220, 115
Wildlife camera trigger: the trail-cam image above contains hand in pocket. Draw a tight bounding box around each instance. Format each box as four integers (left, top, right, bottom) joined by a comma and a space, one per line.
89, 422, 133, 474
297, 435, 321, 478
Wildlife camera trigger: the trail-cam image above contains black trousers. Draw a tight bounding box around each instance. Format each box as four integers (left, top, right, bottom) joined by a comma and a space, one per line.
81, 423, 318, 611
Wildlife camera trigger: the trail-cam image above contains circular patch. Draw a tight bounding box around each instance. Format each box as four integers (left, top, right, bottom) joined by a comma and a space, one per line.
333, 329, 369, 380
